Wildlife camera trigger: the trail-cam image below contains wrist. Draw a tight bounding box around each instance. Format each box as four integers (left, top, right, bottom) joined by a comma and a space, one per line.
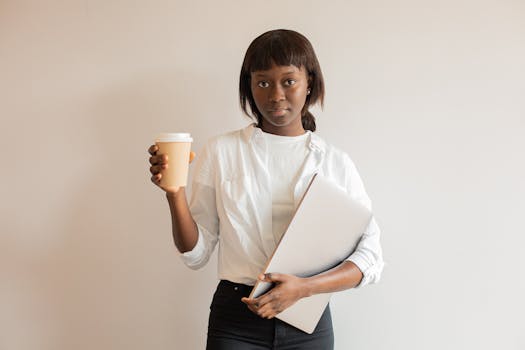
166, 187, 185, 200
301, 277, 315, 298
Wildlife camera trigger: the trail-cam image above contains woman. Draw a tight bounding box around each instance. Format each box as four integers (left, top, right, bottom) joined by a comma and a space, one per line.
148, 29, 383, 349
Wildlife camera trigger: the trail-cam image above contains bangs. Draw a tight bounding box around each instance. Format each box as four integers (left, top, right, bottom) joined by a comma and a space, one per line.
246, 32, 310, 72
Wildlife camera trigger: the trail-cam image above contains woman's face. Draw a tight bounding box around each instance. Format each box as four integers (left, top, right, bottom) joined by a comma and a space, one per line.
250, 63, 310, 136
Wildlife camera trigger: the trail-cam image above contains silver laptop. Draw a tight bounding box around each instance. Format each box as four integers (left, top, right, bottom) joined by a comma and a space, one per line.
249, 173, 372, 334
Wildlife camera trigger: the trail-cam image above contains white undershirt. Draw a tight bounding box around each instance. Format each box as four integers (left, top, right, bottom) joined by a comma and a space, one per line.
262, 131, 310, 244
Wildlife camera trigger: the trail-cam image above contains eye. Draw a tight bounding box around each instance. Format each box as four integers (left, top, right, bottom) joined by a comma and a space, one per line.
257, 81, 270, 88
284, 79, 296, 86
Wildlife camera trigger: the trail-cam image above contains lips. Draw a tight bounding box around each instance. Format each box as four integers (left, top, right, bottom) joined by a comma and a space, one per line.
268, 108, 289, 117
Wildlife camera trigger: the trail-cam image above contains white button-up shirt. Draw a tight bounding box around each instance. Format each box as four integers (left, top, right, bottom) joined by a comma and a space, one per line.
181, 124, 384, 287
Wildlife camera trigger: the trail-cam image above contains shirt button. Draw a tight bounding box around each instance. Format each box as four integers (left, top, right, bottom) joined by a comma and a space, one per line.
234, 286, 238, 291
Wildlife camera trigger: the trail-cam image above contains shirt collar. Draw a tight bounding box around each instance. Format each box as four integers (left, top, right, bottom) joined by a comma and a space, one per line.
241, 123, 325, 154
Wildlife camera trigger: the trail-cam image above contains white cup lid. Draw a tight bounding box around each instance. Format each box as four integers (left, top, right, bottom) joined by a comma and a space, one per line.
156, 133, 193, 142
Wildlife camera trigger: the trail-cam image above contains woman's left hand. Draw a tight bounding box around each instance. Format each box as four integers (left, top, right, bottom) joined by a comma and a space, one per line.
241, 273, 309, 319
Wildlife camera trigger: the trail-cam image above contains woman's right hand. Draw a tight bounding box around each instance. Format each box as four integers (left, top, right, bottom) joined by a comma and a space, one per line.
148, 144, 195, 195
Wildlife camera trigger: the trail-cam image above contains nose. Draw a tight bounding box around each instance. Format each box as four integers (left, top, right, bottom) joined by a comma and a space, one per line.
269, 84, 285, 102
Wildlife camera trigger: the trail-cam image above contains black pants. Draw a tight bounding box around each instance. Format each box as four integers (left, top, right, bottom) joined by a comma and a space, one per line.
206, 280, 334, 350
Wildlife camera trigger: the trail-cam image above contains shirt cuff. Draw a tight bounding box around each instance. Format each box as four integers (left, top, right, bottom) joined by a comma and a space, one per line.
346, 252, 384, 289
179, 228, 206, 269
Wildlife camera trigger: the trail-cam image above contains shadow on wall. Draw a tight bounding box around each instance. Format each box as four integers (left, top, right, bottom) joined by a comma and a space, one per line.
46, 69, 220, 350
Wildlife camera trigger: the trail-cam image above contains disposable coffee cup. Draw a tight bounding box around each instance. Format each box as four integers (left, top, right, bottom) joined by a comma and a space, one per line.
155, 133, 193, 189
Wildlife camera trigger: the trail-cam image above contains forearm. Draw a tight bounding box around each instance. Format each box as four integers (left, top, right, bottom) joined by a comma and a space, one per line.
302, 261, 363, 297
166, 189, 199, 253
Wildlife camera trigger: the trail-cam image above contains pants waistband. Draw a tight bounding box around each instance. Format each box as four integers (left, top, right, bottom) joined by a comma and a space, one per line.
218, 279, 254, 294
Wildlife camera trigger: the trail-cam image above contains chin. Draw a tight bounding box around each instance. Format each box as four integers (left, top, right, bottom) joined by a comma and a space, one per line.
262, 115, 293, 127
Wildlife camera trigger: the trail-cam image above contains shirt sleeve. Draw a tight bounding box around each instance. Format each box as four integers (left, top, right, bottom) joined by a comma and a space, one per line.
343, 156, 384, 288
179, 140, 220, 270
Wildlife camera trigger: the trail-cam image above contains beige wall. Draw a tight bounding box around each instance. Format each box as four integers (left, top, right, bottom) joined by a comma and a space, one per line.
1, 1, 524, 349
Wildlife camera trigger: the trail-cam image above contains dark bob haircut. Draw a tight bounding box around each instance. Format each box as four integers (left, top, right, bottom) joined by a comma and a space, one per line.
239, 29, 325, 132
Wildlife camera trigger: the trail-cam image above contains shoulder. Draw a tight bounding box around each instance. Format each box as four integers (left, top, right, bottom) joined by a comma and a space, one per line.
192, 128, 245, 183
196, 125, 251, 167
205, 123, 254, 146
314, 133, 369, 202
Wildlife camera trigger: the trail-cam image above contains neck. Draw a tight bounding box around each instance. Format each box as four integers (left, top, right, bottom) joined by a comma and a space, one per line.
258, 122, 306, 137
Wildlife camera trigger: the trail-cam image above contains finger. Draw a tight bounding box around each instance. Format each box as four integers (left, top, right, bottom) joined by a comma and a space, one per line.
246, 304, 257, 313
261, 296, 285, 317
149, 164, 167, 175
241, 298, 259, 315
241, 297, 258, 307
189, 151, 196, 163
257, 303, 276, 319
254, 292, 275, 309
149, 165, 164, 175
150, 154, 168, 166
261, 310, 275, 319
254, 289, 286, 318
151, 173, 161, 185
260, 272, 285, 283
148, 144, 158, 155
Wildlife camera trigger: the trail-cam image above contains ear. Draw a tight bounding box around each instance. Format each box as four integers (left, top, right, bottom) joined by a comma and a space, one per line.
306, 74, 313, 97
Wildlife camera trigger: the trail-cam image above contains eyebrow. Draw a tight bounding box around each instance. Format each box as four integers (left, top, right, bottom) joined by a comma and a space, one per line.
253, 71, 297, 77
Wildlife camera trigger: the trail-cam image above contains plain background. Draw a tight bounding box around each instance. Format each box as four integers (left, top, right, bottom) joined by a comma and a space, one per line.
1, 1, 524, 349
